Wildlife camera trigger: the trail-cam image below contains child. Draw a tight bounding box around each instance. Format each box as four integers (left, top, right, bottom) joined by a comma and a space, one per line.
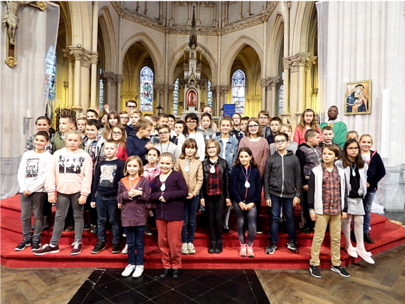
119, 111, 130, 126
359, 134, 386, 244
171, 120, 186, 146
90, 140, 125, 254
214, 117, 239, 233
126, 109, 142, 137
77, 117, 87, 137
25, 116, 54, 152
157, 113, 169, 129
154, 124, 180, 160
179, 113, 206, 161
231, 113, 245, 142
86, 109, 99, 120
258, 110, 271, 138
111, 124, 128, 162
16, 131, 53, 251
199, 112, 215, 140
337, 139, 374, 264
150, 152, 188, 279
35, 130, 93, 255
126, 118, 154, 165
102, 111, 121, 140
293, 108, 322, 145
270, 123, 298, 155
346, 130, 359, 141
144, 114, 160, 144
240, 116, 249, 134
230, 147, 262, 257
83, 119, 105, 169
296, 129, 322, 233
118, 156, 151, 278
200, 139, 231, 254
264, 132, 302, 255
266, 117, 282, 144
201, 105, 218, 132
167, 114, 176, 135
52, 114, 76, 153
308, 145, 350, 279
174, 138, 203, 255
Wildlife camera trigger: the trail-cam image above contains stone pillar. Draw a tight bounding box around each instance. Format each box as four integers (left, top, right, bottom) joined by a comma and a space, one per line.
281, 58, 290, 123
63, 49, 74, 108
269, 76, 281, 117
211, 85, 219, 116
220, 86, 231, 113
80, 50, 92, 111
154, 84, 165, 113
116, 74, 123, 111
259, 78, 270, 112
90, 53, 98, 109
164, 84, 174, 113
103, 71, 123, 111
305, 56, 317, 110
69, 47, 82, 110
289, 53, 310, 121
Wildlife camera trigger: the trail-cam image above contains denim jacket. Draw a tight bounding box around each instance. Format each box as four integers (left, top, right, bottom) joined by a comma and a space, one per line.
213, 134, 239, 173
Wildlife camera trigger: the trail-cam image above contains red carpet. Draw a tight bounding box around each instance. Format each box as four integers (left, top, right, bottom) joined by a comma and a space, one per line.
1, 195, 405, 269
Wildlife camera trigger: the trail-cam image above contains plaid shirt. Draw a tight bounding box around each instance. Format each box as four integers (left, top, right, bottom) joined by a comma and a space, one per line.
143, 165, 162, 188
322, 164, 341, 215
207, 162, 221, 196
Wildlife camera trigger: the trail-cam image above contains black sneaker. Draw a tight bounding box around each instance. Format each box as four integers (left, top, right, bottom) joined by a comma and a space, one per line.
286, 242, 298, 253
31, 241, 41, 251
144, 226, 153, 236
84, 223, 96, 231
91, 241, 106, 254
309, 265, 322, 279
331, 265, 350, 278
265, 243, 277, 255
90, 227, 98, 235
112, 243, 121, 254
15, 240, 31, 251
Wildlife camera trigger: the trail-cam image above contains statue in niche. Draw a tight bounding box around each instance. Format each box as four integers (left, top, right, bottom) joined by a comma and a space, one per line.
187, 91, 197, 108
2, 1, 35, 45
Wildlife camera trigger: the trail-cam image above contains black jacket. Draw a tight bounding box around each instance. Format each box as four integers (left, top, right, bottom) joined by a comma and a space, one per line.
200, 158, 230, 199
367, 150, 386, 191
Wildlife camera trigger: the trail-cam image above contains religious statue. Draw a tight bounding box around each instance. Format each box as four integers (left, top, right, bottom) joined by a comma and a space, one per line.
187, 91, 197, 108
2, 1, 35, 45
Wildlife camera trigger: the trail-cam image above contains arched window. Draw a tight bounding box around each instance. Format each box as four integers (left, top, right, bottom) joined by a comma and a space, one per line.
207, 80, 213, 108
173, 78, 179, 115
140, 67, 154, 112
231, 69, 245, 114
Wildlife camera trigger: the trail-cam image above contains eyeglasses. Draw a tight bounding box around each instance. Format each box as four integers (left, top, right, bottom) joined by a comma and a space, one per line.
186, 121, 197, 124
207, 146, 217, 150
127, 105, 136, 109
259, 117, 268, 120
112, 132, 123, 135
275, 139, 287, 144
158, 131, 169, 135
248, 125, 259, 129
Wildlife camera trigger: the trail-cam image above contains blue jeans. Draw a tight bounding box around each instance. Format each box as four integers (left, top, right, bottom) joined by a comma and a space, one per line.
124, 226, 145, 265
182, 195, 199, 243
269, 194, 296, 244
95, 195, 120, 245
363, 191, 376, 233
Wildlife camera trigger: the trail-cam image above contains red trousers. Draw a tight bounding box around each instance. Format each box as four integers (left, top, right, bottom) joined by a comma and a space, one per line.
156, 219, 183, 269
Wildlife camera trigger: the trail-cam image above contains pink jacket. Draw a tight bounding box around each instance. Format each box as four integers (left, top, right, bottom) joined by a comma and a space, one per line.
45, 148, 93, 197
293, 126, 322, 145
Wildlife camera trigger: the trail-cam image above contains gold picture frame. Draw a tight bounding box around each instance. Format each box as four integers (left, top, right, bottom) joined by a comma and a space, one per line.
344, 80, 371, 115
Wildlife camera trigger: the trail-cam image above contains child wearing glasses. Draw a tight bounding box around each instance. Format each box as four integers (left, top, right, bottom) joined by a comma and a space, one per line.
178, 113, 206, 161
270, 123, 298, 155
154, 124, 181, 160
264, 132, 302, 255
111, 124, 128, 162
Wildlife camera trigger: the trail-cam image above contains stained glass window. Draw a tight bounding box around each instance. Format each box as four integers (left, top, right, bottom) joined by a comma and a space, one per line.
173, 78, 179, 115
231, 70, 245, 114
99, 68, 104, 110
140, 67, 154, 112
45, 45, 56, 101
278, 72, 284, 115
207, 80, 213, 108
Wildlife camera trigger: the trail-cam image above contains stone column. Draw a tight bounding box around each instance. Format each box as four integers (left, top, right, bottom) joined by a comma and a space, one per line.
305, 56, 317, 110
80, 50, 92, 111
269, 76, 281, 117
116, 74, 123, 111
90, 53, 98, 109
164, 84, 174, 113
211, 85, 219, 116
69, 47, 82, 111
62, 49, 74, 108
154, 84, 165, 114
281, 58, 291, 123
259, 78, 270, 112
220, 85, 231, 115
103, 71, 121, 111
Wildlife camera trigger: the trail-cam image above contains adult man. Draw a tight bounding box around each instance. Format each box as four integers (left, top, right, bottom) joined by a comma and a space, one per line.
320, 106, 347, 148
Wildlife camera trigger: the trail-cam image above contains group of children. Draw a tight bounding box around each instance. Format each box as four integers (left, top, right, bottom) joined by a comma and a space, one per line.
17, 103, 385, 280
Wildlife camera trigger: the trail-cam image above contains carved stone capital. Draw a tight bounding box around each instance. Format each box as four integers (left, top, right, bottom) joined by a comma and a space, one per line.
210, 85, 219, 94
154, 84, 165, 95
103, 71, 123, 86
282, 57, 291, 70
164, 84, 174, 93
220, 85, 231, 96
259, 78, 271, 88
90, 53, 99, 65
269, 76, 282, 88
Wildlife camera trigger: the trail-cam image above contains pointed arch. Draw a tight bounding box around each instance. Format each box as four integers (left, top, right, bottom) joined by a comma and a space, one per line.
268, 14, 284, 75
98, 6, 117, 71
292, 1, 317, 54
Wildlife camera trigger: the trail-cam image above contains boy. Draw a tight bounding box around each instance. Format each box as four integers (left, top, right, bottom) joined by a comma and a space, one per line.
319, 106, 347, 148
266, 117, 282, 144
230, 113, 245, 142
126, 109, 142, 137
52, 114, 77, 153
240, 116, 249, 133
296, 129, 322, 233
16, 131, 53, 251
90, 140, 125, 254
308, 145, 349, 279
126, 118, 154, 165
264, 132, 302, 255
86, 109, 99, 120
157, 113, 169, 128
25, 116, 54, 152
144, 114, 160, 144
319, 126, 341, 151
258, 110, 271, 138
77, 117, 87, 138
119, 111, 130, 126
125, 99, 138, 116
167, 114, 176, 133
154, 124, 180, 160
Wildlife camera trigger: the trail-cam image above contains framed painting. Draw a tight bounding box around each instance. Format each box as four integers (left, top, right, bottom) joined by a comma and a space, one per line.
344, 80, 371, 115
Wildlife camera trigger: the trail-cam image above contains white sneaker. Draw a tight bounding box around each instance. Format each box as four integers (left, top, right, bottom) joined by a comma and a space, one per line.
122, 244, 128, 254
181, 243, 188, 255
188, 242, 196, 254
121, 264, 135, 277
132, 265, 144, 278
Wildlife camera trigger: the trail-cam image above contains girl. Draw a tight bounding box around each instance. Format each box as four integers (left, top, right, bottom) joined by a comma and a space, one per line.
346, 130, 359, 141
199, 113, 215, 140
112, 124, 128, 162
151, 152, 188, 279
230, 147, 262, 258
171, 120, 186, 146
118, 156, 151, 278
102, 111, 121, 140
336, 139, 374, 264
178, 113, 206, 161
359, 134, 386, 244
35, 130, 93, 256
200, 139, 231, 254
293, 109, 322, 145
270, 123, 298, 155
238, 117, 269, 234
174, 138, 203, 255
